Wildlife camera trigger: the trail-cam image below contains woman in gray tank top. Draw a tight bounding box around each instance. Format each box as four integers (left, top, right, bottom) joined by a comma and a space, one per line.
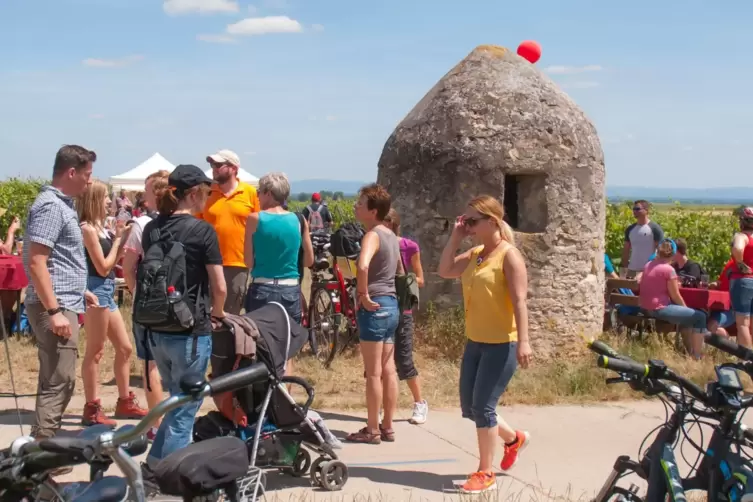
346, 183, 404, 445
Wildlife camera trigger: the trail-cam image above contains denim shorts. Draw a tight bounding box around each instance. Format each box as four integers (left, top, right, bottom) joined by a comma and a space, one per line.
460, 340, 517, 428
245, 283, 302, 323
132, 322, 152, 361
86, 276, 117, 312
731, 278, 753, 317
711, 310, 736, 329
357, 296, 399, 343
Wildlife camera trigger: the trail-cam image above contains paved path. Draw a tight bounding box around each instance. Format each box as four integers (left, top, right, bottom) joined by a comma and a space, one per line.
0, 398, 724, 501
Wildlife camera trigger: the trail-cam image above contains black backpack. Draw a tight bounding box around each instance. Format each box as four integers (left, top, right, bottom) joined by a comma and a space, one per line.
133, 219, 201, 333
330, 222, 365, 258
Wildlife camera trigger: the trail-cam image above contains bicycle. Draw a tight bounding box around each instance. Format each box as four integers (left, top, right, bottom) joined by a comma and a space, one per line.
587, 339, 753, 502
304, 231, 359, 368
0, 362, 272, 502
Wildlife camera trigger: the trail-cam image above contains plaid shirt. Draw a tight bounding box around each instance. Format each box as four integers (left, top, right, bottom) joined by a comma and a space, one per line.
23, 185, 87, 313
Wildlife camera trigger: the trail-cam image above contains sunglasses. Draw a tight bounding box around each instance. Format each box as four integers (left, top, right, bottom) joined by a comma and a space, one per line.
463, 216, 489, 227
210, 162, 229, 169
632, 206, 644, 212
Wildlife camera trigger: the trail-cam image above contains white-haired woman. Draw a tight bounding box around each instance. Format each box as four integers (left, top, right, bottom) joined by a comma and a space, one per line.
244, 172, 314, 323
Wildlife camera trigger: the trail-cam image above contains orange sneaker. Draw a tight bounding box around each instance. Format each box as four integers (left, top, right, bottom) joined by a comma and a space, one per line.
500, 430, 530, 471
82, 399, 116, 426
460, 472, 496, 494
115, 392, 148, 420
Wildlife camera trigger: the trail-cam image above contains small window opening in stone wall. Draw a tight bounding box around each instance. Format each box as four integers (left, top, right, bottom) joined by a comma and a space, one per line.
503, 174, 548, 233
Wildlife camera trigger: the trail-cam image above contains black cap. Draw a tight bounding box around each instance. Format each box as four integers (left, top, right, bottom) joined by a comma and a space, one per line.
168, 164, 214, 192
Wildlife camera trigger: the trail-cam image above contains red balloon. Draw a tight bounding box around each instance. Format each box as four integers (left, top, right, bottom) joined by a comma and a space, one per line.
517, 40, 541, 64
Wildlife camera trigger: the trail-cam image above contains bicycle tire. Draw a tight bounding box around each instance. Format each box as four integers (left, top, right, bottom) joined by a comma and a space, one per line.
308, 287, 339, 368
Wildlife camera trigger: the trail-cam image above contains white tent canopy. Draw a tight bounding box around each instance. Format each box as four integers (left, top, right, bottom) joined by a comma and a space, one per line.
203, 167, 259, 187
109, 153, 175, 191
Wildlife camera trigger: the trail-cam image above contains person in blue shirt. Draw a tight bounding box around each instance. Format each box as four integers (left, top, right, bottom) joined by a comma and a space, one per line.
605, 253, 640, 315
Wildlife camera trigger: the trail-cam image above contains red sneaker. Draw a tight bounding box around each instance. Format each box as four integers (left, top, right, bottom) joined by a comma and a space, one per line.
82, 400, 116, 427
146, 426, 158, 442
500, 430, 530, 471
114, 392, 148, 420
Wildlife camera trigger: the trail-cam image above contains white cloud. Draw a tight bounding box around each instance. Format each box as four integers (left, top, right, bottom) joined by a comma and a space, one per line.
325, 115, 336, 121
163, 0, 239, 15
227, 16, 303, 35
545, 64, 603, 75
82, 55, 144, 68
197, 33, 236, 43
88, 113, 105, 120
311, 23, 324, 32
562, 81, 600, 89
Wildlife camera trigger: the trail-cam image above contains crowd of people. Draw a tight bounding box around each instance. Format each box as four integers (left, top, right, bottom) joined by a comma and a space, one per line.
607, 199, 753, 357
14, 144, 533, 494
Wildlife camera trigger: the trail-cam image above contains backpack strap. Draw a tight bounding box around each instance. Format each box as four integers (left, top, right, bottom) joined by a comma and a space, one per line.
295, 212, 305, 285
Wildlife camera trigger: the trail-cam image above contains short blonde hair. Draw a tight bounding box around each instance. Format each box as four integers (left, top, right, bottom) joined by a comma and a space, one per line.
258, 172, 290, 204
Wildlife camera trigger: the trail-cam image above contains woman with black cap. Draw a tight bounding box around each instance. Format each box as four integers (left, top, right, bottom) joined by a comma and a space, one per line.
138, 164, 227, 478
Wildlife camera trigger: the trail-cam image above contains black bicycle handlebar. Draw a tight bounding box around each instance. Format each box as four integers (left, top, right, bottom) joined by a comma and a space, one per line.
598, 355, 649, 377
208, 361, 269, 396
587, 339, 623, 358
705, 334, 753, 362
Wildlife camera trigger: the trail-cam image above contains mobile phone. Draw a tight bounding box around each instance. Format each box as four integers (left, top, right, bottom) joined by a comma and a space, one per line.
716, 366, 743, 392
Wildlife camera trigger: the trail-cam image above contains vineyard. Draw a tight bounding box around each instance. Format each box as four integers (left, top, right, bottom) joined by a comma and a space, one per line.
0, 178, 742, 278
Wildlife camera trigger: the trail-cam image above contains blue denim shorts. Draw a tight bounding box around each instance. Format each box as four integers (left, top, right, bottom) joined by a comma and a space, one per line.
86, 276, 117, 312
357, 296, 399, 343
711, 310, 736, 329
731, 278, 753, 317
132, 322, 152, 361
245, 283, 302, 323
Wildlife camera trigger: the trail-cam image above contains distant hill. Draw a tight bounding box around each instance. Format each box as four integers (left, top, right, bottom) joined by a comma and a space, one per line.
289, 179, 369, 196
608, 186, 753, 205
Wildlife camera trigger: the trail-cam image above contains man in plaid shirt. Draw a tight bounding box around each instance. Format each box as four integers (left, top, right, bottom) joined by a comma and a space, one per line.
23, 145, 98, 439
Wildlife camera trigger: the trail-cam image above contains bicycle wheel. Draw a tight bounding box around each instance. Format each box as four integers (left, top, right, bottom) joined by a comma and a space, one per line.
308, 287, 340, 367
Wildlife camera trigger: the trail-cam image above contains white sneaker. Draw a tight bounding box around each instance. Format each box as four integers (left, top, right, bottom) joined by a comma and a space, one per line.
409, 400, 428, 424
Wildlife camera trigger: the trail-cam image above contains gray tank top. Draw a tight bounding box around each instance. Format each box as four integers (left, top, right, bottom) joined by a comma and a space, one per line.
367, 226, 400, 298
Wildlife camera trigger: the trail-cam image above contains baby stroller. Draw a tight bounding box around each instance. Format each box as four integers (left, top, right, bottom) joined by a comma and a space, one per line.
193, 302, 349, 497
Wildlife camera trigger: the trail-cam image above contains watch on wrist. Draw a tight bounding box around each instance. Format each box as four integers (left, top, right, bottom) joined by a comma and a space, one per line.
46, 307, 63, 316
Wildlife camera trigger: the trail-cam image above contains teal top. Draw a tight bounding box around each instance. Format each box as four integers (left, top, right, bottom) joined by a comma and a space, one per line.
252, 212, 301, 280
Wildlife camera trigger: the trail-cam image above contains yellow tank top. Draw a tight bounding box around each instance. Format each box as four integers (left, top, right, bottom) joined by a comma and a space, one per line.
460, 243, 517, 344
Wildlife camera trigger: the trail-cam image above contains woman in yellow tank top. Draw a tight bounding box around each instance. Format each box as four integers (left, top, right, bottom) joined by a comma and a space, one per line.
438, 194, 533, 494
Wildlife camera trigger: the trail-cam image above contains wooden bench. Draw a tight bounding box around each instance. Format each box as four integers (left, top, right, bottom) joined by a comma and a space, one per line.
605, 278, 677, 337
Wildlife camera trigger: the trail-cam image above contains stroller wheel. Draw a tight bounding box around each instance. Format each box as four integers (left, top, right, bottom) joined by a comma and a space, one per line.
310, 456, 327, 485
290, 448, 311, 477
319, 460, 348, 491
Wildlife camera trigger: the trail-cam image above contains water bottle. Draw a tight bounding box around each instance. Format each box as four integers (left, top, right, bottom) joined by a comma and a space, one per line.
167, 286, 182, 304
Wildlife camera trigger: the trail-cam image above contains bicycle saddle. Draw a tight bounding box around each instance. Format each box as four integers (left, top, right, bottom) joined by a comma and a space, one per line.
67, 476, 128, 502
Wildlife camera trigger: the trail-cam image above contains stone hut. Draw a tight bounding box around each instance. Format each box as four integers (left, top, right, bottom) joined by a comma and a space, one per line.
377, 45, 605, 357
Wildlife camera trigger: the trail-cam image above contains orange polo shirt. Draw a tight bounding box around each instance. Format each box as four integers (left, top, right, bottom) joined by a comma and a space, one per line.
197, 181, 260, 268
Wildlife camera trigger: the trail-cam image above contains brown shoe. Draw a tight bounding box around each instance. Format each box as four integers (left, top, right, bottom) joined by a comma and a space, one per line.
379, 425, 395, 442
346, 427, 381, 444
114, 392, 148, 420
82, 399, 117, 426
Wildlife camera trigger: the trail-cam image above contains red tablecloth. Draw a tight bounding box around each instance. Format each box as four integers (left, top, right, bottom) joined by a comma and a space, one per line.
679, 288, 730, 311
0, 255, 28, 291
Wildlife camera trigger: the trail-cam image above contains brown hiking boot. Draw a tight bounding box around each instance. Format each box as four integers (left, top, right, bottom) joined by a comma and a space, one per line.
114, 392, 148, 420
81, 399, 117, 426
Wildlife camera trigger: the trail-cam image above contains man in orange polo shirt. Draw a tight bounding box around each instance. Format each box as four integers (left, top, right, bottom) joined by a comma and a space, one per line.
198, 149, 260, 314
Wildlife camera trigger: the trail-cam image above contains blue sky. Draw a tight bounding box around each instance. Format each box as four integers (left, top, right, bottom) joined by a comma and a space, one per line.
1, 0, 751, 187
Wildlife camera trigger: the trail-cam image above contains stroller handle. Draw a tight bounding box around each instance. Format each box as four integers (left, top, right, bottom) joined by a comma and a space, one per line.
281, 375, 315, 411
209, 362, 270, 396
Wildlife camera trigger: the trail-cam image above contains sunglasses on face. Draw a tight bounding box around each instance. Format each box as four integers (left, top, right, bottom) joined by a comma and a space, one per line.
632, 206, 644, 212
210, 162, 229, 169
463, 216, 489, 227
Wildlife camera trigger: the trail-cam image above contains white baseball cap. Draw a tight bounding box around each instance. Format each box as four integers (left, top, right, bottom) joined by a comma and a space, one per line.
206, 149, 240, 169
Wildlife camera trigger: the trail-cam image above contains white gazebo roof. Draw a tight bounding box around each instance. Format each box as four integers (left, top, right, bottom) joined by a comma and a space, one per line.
203, 167, 259, 187
109, 153, 175, 191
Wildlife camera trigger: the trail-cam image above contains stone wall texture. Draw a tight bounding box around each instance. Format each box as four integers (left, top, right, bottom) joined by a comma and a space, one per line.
376, 45, 606, 358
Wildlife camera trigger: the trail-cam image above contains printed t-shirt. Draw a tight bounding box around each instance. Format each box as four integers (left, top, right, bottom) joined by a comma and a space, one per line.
639, 260, 676, 311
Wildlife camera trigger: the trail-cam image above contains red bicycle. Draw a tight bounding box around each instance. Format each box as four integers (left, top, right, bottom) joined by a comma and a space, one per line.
303, 232, 359, 367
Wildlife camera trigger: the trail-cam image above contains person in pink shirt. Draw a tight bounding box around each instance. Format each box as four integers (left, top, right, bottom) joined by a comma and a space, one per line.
639, 238, 706, 358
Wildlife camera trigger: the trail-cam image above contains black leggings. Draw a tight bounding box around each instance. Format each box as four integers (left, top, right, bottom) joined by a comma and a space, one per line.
394, 312, 418, 380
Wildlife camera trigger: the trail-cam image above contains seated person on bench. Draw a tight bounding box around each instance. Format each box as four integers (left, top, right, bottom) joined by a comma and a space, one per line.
708, 258, 736, 337
639, 238, 707, 358
604, 253, 640, 316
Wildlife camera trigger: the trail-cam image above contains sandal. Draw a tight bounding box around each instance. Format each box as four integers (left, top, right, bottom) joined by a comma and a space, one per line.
379, 426, 396, 442
346, 427, 381, 444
